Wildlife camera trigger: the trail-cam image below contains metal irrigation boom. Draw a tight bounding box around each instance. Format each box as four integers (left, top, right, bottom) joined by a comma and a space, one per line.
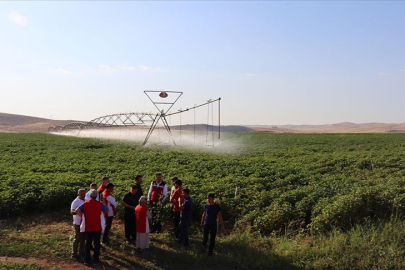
48, 90, 221, 147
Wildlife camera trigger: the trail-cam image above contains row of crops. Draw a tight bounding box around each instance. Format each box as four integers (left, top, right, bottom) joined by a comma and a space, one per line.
1, 132, 405, 235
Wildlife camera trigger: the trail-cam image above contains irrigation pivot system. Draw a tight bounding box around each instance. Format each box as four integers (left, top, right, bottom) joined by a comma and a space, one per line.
48, 91, 221, 146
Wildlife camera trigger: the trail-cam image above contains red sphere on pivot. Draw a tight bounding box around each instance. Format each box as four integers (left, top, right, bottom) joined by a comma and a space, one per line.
159, 92, 168, 98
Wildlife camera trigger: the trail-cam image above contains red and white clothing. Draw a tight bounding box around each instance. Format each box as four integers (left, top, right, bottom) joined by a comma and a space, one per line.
78, 199, 108, 232
135, 204, 151, 233
71, 197, 85, 225
147, 180, 168, 203
83, 191, 105, 232
135, 204, 152, 249
170, 187, 184, 212
102, 190, 117, 217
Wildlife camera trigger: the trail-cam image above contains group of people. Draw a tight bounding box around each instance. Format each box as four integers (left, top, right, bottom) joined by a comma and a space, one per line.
70, 173, 226, 265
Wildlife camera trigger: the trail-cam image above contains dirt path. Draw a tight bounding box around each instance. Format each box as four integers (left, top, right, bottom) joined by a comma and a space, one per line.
0, 256, 116, 269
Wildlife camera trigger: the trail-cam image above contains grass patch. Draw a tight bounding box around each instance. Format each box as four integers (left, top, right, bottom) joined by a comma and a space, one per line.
3, 210, 405, 269
0, 262, 61, 270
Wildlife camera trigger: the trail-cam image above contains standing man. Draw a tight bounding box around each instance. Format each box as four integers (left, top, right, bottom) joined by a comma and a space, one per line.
179, 188, 192, 247
76, 189, 108, 266
102, 183, 116, 245
70, 189, 86, 259
169, 177, 178, 226
97, 176, 110, 201
170, 179, 183, 238
170, 177, 178, 198
122, 184, 141, 244
134, 175, 143, 196
147, 172, 168, 233
85, 183, 98, 201
201, 193, 226, 256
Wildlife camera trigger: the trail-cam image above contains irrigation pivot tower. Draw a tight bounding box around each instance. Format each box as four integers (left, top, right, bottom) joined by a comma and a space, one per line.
143, 90, 183, 146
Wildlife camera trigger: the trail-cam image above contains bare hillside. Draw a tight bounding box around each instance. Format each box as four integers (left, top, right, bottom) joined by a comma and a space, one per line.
0, 113, 75, 133
248, 122, 405, 133
2, 112, 404, 134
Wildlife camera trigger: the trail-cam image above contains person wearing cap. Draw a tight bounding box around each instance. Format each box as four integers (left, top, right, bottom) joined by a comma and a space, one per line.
70, 189, 86, 259
201, 193, 226, 256
76, 189, 108, 266
179, 188, 192, 247
170, 179, 183, 238
102, 183, 116, 245
122, 184, 141, 244
147, 172, 168, 233
135, 196, 152, 252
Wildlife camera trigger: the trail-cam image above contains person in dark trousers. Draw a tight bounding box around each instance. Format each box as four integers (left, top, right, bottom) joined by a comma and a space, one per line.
102, 183, 116, 245
70, 189, 86, 259
201, 193, 226, 255
170, 177, 178, 225
179, 188, 192, 247
122, 185, 141, 244
76, 189, 108, 266
170, 179, 183, 238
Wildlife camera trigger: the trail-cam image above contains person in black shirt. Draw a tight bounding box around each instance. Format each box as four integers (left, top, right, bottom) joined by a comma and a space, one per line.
134, 175, 143, 196
122, 185, 141, 244
201, 193, 226, 255
179, 188, 192, 247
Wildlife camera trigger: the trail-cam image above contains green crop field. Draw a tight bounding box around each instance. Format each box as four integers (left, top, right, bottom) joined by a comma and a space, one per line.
2, 132, 405, 269
2, 133, 405, 234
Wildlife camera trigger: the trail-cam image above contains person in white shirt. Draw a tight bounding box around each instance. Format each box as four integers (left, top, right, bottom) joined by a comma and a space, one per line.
102, 183, 117, 245
85, 183, 98, 202
70, 189, 86, 259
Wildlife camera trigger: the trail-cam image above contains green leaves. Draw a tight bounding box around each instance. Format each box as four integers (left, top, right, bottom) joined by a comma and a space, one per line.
2, 133, 405, 235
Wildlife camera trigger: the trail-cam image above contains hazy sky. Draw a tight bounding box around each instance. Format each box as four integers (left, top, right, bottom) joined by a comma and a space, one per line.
1, 1, 404, 126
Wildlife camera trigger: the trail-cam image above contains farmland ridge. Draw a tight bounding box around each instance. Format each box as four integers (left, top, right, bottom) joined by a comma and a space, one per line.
1, 112, 405, 133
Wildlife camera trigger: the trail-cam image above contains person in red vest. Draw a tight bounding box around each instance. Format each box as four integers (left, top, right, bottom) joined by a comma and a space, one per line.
102, 183, 116, 245
97, 176, 110, 201
76, 189, 108, 266
135, 196, 152, 252
147, 172, 168, 233
170, 179, 183, 238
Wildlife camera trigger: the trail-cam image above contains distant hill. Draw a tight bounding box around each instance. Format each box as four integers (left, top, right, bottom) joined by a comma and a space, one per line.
0, 113, 75, 133
170, 124, 255, 133
0, 113, 255, 134
1, 112, 404, 134
247, 122, 405, 133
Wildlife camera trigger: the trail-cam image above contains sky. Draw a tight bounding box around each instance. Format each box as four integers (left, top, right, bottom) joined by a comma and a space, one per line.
1, 1, 405, 126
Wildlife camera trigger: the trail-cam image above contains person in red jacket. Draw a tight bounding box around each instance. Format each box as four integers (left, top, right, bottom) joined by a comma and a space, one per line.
135, 196, 152, 251
76, 189, 108, 266
170, 179, 183, 238
147, 173, 167, 233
